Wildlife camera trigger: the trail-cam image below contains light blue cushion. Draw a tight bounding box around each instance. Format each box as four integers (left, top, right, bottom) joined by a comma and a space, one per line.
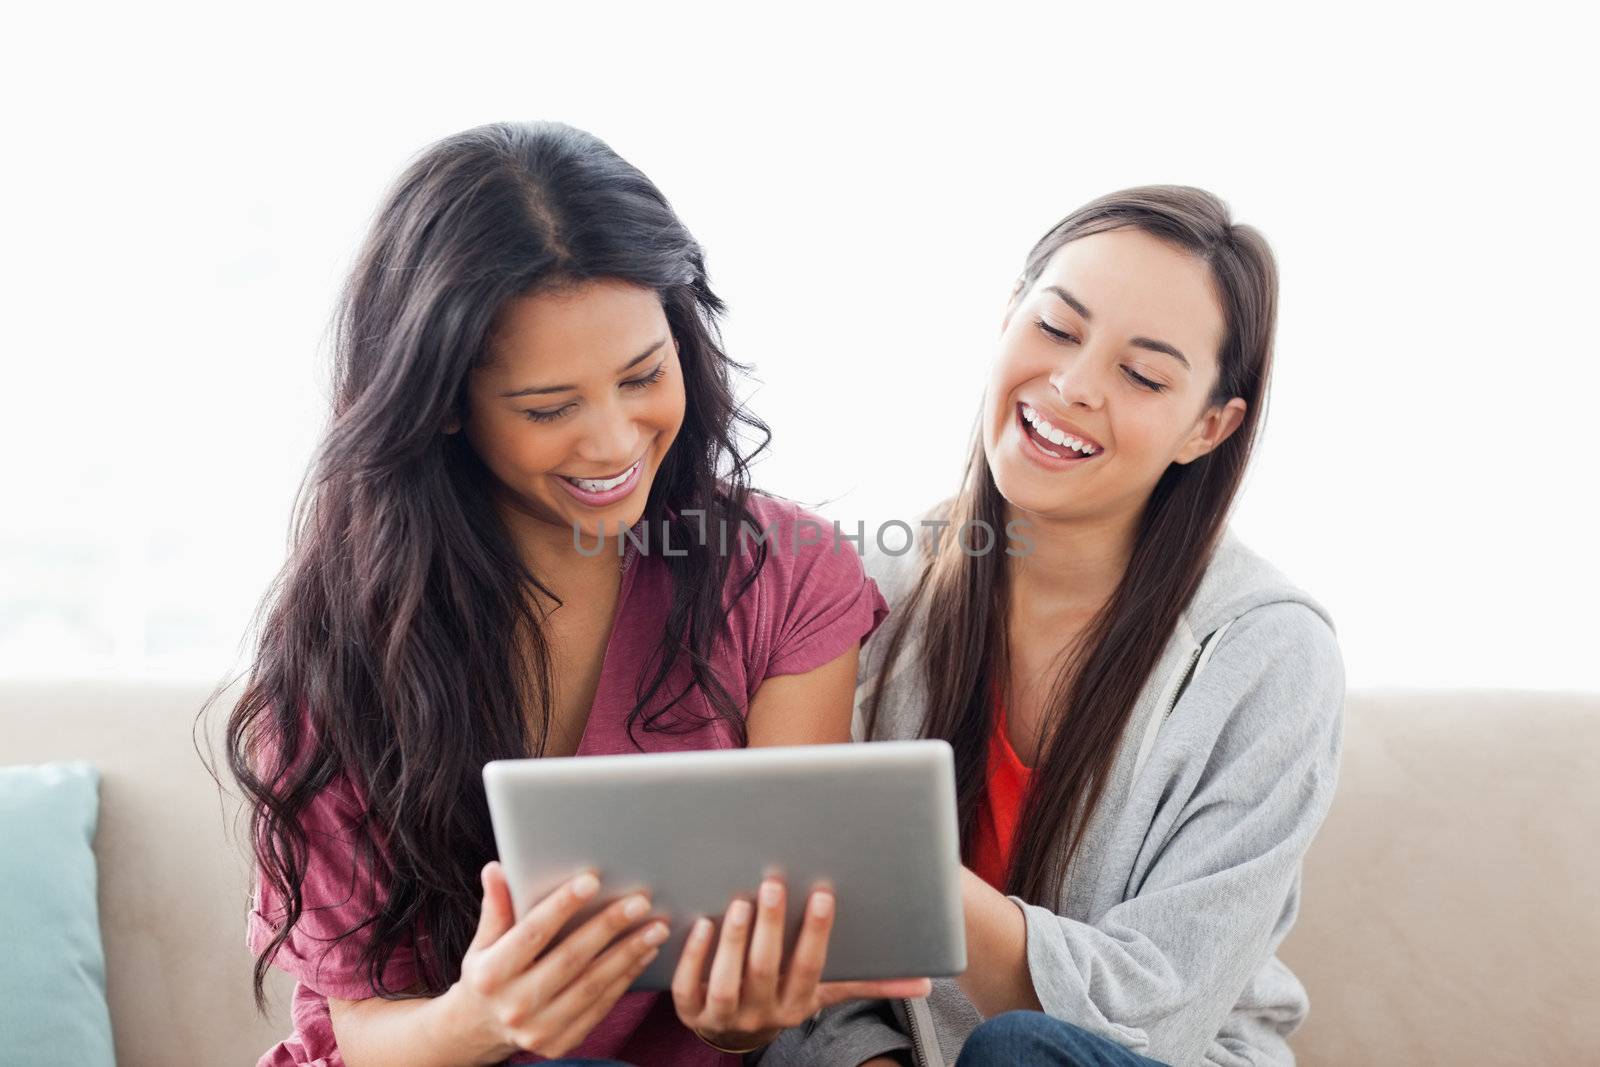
0, 761, 116, 1065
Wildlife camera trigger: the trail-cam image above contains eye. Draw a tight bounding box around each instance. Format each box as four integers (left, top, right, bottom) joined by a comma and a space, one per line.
622, 363, 667, 391
1122, 367, 1167, 393
522, 404, 574, 423
1034, 319, 1079, 344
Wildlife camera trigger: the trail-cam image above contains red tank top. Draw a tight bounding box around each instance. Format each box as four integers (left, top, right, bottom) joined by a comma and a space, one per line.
972, 678, 1034, 891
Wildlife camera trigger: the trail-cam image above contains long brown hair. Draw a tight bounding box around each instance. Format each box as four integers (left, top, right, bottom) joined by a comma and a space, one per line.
208, 121, 772, 1008
863, 186, 1277, 902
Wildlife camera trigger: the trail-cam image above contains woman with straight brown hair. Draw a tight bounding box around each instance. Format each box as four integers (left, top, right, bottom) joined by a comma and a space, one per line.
761, 186, 1344, 1066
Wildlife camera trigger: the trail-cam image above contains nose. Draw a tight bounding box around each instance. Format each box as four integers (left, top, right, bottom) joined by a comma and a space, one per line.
1047, 358, 1107, 411
574, 399, 643, 468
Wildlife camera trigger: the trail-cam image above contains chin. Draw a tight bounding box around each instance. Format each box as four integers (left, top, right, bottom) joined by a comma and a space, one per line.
986, 453, 1086, 523
563, 502, 646, 536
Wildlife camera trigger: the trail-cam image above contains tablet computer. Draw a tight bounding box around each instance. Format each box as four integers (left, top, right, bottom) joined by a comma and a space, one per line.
483, 739, 966, 990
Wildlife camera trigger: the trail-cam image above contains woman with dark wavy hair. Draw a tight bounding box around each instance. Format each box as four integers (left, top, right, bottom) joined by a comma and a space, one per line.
222, 120, 926, 1067
760, 187, 1345, 1066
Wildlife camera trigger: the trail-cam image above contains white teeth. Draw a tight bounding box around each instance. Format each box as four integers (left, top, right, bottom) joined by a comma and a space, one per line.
569, 463, 635, 492
1022, 404, 1098, 455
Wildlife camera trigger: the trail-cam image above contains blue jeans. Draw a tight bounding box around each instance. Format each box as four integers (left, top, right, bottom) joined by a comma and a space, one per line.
955, 1011, 1169, 1067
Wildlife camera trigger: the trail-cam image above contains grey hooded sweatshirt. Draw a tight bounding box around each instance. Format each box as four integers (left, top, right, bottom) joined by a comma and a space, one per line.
757, 528, 1344, 1067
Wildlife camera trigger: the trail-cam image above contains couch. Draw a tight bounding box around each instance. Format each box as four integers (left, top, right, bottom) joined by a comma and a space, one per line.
4, 682, 1596, 1065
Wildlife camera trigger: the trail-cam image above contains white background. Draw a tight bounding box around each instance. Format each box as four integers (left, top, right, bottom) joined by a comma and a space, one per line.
3, 2, 1595, 690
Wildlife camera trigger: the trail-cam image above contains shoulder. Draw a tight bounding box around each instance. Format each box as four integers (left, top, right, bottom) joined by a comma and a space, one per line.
1185, 599, 1345, 762
1193, 531, 1344, 702
1172, 535, 1345, 747
858, 499, 948, 611
735, 489, 816, 535
733, 490, 870, 589
728, 490, 890, 678
859, 536, 927, 613
1188, 529, 1338, 639
1214, 600, 1343, 688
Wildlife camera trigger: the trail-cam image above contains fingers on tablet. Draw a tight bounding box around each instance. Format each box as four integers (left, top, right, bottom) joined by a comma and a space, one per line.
548, 926, 666, 1052
670, 916, 715, 1014
743, 878, 787, 1005
782, 888, 836, 998
482, 871, 606, 986
544, 918, 668, 1035
703, 897, 754, 1023
549, 891, 653, 976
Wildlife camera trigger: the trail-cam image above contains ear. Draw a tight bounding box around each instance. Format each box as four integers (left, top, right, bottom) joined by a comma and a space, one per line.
1175, 397, 1247, 465
442, 392, 466, 435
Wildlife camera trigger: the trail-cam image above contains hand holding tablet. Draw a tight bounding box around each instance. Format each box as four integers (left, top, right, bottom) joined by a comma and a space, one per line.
669, 873, 933, 1053
446, 862, 670, 1062
482, 740, 967, 1043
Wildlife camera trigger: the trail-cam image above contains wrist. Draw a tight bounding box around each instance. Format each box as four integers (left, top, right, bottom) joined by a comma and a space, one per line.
694, 1024, 779, 1054
438, 980, 519, 1066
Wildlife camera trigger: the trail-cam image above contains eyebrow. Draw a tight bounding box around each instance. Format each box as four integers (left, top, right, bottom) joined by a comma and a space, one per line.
498, 338, 667, 398
1043, 286, 1191, 370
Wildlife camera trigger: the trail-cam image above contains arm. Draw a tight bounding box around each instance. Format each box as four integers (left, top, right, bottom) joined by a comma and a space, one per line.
955, 867, 1042, 1016
969, 603, 1345, 1063
744, 640, 859, 747
327, 989, 496, 1067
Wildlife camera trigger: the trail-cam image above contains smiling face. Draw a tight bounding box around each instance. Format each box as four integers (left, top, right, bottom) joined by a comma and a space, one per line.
458, 278, 686, 543
983, 227, 1247, 529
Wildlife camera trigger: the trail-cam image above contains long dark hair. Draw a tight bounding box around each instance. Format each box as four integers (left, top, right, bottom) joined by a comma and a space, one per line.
863, 186, 1277, 903
214, 121, 771, 1007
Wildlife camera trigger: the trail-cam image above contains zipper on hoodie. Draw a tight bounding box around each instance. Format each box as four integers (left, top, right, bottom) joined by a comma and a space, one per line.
1164, 644, 1204, 721
901, 996, 931, 1067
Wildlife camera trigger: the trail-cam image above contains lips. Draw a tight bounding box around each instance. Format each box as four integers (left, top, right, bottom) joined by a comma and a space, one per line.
554, 456, 646, 507
1016, 403, 1101, 467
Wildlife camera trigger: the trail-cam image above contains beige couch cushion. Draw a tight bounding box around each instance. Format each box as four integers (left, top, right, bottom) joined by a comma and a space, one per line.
1280, 688, 1600, 1064
3, 682, 1596, 1065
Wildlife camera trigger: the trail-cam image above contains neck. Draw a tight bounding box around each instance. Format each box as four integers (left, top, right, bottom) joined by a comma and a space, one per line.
501, 503, 623, 605
1004, 502, 1139, 620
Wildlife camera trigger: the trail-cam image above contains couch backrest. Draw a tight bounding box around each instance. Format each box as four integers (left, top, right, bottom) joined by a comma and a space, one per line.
4, 682, 1597, 1065
1278, 688, 1600, 1064
4, 681, 292, 1066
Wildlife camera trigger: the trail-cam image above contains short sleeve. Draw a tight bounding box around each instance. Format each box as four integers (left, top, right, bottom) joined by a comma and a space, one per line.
760, 503, 891, 680
246, 771, 420, 1001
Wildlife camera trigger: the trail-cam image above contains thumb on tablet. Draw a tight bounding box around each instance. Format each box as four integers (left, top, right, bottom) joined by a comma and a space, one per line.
817, 977, 933, 1007
471, 860, 516, 950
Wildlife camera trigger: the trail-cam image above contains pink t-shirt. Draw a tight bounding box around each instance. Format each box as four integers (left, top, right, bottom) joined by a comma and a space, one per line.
248, 492, 890, 1067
